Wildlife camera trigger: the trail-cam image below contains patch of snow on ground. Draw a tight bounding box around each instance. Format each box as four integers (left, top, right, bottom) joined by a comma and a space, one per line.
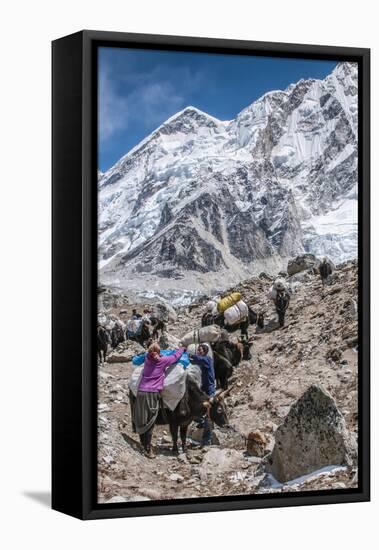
266, 465, 348, 489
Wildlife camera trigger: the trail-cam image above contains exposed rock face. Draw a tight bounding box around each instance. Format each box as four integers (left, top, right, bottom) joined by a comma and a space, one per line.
287, 253, 319, 276
267, 384, 357, 483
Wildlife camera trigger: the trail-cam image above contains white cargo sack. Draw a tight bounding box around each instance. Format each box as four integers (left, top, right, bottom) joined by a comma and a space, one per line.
205, 300, 218, 315
268, 285, 278, 301
224, 300, 249, 326
98, 313, 107, 325
153, 303, 177, 323
269, 278, 289, 301
180, 325, 222, 347
127, 319, 142, 335
129, 363, 187, 411
274, 277, 288, 292
159, 333, 181, 349
186, 364, 202, 389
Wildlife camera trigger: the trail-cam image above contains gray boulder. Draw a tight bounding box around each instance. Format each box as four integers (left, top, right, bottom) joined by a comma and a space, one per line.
287, 254, 319, 276
267, 384, 357, 483
107, 341, 144, 363
106, 352, 132, 363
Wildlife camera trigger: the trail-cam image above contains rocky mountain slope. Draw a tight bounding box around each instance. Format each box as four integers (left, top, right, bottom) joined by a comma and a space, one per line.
97, 259, 358, 503
98, 62, 358, 299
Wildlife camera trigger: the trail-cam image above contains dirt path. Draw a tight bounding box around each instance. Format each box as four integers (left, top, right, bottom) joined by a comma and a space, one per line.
98, 261, 358, 503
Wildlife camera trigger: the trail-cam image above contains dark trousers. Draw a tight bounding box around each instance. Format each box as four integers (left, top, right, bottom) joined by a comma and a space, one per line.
195, 415, 212, 445
202, 416, 212, 445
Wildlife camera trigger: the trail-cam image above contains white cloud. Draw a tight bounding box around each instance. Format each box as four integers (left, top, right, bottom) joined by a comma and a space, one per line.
99, 68, 130, 143
129, 80, 185, 126
98, 64, 204, 145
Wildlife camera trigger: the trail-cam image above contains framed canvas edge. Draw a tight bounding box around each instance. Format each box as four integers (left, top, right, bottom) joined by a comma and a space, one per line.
52, 30, 370, 520
52, 31, 85, 520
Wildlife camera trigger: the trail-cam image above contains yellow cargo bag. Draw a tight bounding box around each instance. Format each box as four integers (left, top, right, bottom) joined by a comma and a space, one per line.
217, 292, 242, 313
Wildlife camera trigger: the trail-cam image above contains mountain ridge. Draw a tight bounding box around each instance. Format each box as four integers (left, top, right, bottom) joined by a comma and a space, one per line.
98, 62, 358, 298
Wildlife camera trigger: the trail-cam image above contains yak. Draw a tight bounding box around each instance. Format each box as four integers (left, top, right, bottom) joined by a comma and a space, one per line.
129, 377, 230, 455
201, 306, 259, 339
110, 323, 125, 349
127, 320, 151, 348
149, 316, 166, 339
158, 378, 230, 454
212, 340, 252, 390
97, 325, 108, 365
319, 258, 334, 286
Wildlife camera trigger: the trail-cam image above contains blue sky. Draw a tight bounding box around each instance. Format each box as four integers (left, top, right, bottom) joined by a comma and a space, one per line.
98, 47, 337, 172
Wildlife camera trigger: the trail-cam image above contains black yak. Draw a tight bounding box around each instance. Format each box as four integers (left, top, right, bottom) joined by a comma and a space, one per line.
97, 325, 108, 365
130, 377, 230, 455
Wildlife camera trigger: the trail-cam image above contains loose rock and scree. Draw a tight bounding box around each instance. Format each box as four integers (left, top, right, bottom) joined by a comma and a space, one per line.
97, 258, 358, 503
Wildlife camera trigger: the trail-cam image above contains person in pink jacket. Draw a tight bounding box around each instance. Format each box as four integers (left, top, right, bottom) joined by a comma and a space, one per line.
132, 342, 186, 458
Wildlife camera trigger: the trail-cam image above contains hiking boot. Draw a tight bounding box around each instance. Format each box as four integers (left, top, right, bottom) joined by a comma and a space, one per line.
196, 421, 205, 429
145, 447, 156, 459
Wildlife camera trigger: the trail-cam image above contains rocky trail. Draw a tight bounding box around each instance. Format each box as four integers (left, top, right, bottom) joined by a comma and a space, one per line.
97, 259, 358, 504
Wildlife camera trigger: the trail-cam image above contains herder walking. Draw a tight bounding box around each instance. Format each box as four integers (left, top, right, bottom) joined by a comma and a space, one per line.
189, 344, 216, 447
131, 342, 186, 458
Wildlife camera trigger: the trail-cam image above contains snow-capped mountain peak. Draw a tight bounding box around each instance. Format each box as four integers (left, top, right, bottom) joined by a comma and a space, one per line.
98, 62, 358, 298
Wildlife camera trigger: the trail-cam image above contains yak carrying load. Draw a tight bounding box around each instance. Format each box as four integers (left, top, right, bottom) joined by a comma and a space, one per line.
127, 318, 143, 338
223, 299, 249, 326
180, 324, 224, 347
217, 292, 250, 327
205, 292, 248, 326
206, 292, 249, 326
202, 291, 258, 339
217, 292, 242, 313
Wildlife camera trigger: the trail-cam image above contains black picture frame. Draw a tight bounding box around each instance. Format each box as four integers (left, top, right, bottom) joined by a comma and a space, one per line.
52, 30, 370, 520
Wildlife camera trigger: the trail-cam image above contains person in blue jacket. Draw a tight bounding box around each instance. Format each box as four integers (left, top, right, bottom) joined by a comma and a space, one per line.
189, 343, 216, 446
